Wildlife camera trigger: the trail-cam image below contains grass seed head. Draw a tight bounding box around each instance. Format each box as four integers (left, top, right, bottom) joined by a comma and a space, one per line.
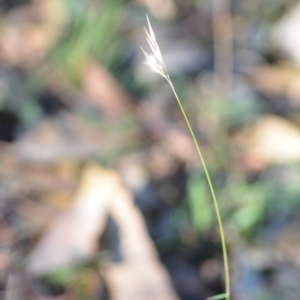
141, 14, 168, 78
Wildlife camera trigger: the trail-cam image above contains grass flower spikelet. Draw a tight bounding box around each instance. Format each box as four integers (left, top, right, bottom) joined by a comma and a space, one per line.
141, 15, 167, 78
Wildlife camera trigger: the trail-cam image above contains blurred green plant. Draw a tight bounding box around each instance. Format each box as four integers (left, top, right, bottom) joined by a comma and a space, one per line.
50, 0, 123, 84
43, 265, 92, 298
188, 173, 212, 233
230, 182, 270, 235
188, 162, 300, 238
43, 251, 110, 298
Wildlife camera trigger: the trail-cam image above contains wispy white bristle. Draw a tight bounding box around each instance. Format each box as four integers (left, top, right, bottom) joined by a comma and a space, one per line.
141, 14, 167, 78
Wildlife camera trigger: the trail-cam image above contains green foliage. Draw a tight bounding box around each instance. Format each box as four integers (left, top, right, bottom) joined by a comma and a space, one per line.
44, 266, 79, 285
188, 173, 212, 233
50, 0, 123, 84
224, 95, 264, 128
230, 182, 270, 235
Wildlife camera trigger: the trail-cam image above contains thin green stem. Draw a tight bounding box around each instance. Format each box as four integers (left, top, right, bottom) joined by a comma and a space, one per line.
166, 76, 230, 300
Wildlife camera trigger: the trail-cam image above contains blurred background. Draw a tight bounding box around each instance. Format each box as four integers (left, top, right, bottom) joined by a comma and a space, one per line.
1, 0, 300, 299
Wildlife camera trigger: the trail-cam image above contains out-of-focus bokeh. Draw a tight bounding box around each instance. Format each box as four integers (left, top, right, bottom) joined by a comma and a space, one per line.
1, 0, 300, 299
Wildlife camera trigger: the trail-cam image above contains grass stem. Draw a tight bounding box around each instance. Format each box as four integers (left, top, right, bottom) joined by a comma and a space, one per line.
166, 76, 230, 300
141, 15, 230, 299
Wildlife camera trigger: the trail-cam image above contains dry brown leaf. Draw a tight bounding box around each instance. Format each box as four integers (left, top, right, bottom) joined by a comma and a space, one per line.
27, 165, 111, 275
14, 113, 103, 164
40, 190, 74, 210
0, 144, 77, 203
0, 226, 15, 273
102, 170, 179, 300
163, 128, 197, 163
233, 115, 300, 170
134, 0, 177, 20
286, 77, 300, 106
249, 62, 300, 95
147, 145, 176, 179
27, 164, 178, 299
0, 0, 65, 68
272, 2, 300, 66
83, 62, 133, 117
18, 198, 57, 226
